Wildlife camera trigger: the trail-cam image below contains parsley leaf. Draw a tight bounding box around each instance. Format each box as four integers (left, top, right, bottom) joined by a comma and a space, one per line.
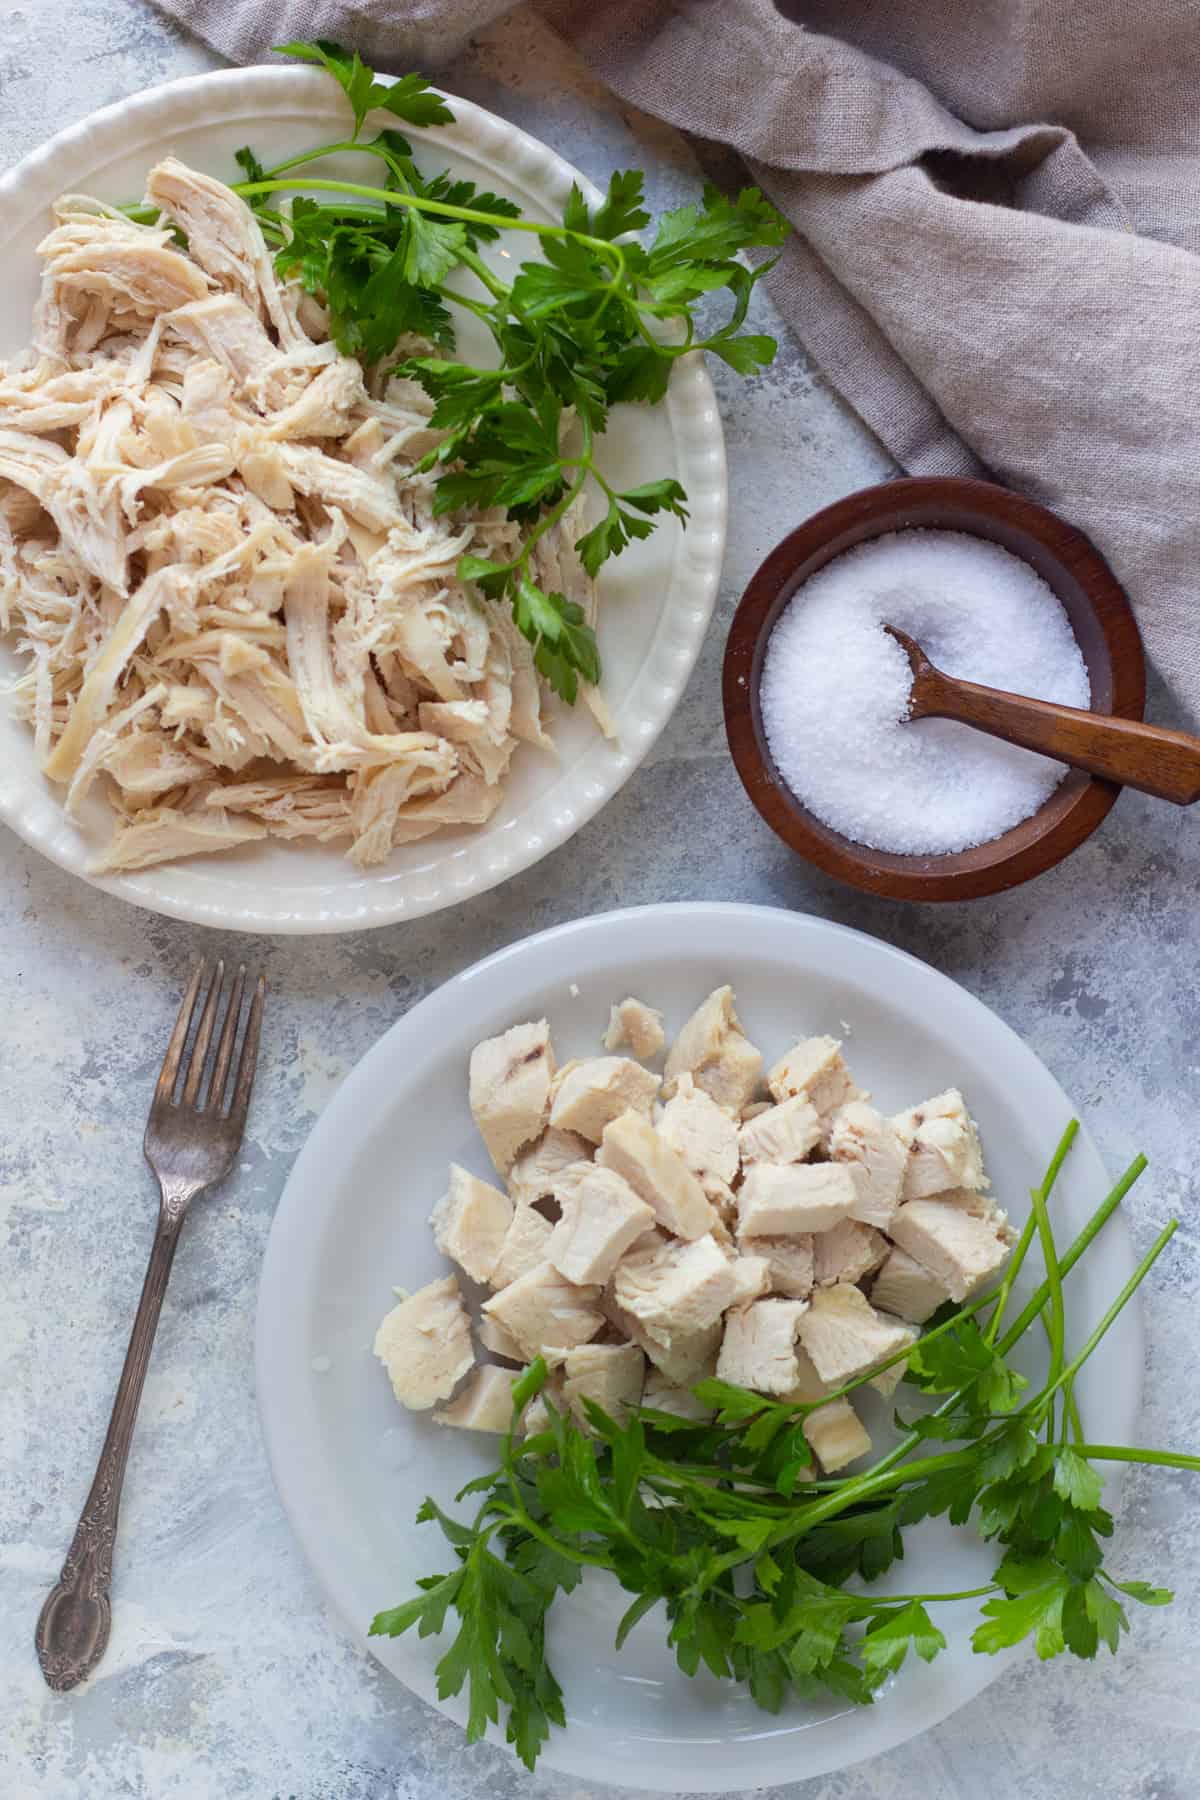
277, 40, 454, 137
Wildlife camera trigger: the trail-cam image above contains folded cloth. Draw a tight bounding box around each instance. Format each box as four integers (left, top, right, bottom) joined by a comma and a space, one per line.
156, 0, 1200, 721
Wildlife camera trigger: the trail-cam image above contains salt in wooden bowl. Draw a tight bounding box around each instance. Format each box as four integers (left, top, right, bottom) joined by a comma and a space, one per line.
722, 476, 1145, 902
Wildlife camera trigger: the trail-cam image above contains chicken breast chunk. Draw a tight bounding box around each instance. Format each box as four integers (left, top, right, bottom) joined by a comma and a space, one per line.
597, 1110, 717, 1239
663, 985, 763, 1114
656, 1071, 741, 1200
726, 1252, 771, 1307
803, 1396, 871, 1472
611, 1232, 737, 1334
506, 1127, 592, 1208
796, 1282, 915, 1387
434, 1364, 520, 1433
478, 1314, 525, 1362
716, 1297, 809, 1396
374, 1274, 474, 1409
549, 1056, 660, 1143
750, 1232, 815, 1300
811, 1218, 889, 1288
869, 1244, 951, 1324
605, 1299, 723, 1387
737, 1094, 822, 1166
829, 1101, 907, 1230
481, 1263, 604, 1360
889, 1196, 1010, 1302
603, 996, 666, 1060
642, 1370, 715, 1421
561, 1341, 646, 1428
892, 1088, 987, 1198
737, 1163, 857, 1236
767, 1036, 864, 1139
489, 1205, 555, 1289
546, 1165, 656, 1286
469, 1019, 556, 1174
430, 1163, 514, 1284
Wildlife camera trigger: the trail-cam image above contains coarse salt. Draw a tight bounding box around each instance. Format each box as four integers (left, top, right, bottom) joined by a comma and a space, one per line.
759, 530, 1091, 854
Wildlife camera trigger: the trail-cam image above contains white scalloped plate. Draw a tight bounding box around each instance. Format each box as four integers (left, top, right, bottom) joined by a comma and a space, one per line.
0, 69, 726, 932
256, 904, 1140, 1790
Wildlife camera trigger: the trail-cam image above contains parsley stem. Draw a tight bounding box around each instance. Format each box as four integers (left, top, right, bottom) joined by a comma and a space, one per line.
993, 1154, 1147, 1357
767, 1449, 980, 1546
986, 1119, 1077, 1346
1034, 1220, 1176, 1411
864, 1154, 1146, 1484
233, 176, 628, 274
1071, 1445, 1200, 1473
1030, 1162, 1067, 1394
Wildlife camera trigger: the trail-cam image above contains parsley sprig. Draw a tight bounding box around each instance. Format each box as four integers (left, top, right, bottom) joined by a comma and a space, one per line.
370, 1125, 1198, 1769
217, 41, 787, 701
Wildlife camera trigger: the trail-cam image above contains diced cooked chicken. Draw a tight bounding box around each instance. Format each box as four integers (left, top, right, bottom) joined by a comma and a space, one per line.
716, 1298, 809, 1396
603, 1289, 723, 1386
611, 1232, 737, 1334
549, 1056, 660, 1143
866, 1322, 919, 1398
522, 1372, 566, 1435
560, 1341, 645, 1429
767, 1036, 865, 1138
889, 1196, 1010, 1302
489, 1205, 555, 1290
374, 1274, 474, 1409
738, 1095, 822, 1166
811, 1218, 889, 1288
469, 1020, 555, 1174
663, 985, 763, 1114
750, 1232, 815, 1299
803, 1397, 871, 1471
506, 1127, 592, 1208
603, 996, 666, 1060
796, 1282, 914, 1387
726, 1253, 771, 1307
892, 1089, 987, 1198
829, 1101, 907, 1230
787, 1339, 879, 1462
656, 1071, 740, 1200
737, 1163, 857, 1236
430, 1163, 513, 1284
434, 1364, 520, 1433
478, 1313, 525, 1363
641, 1371, 715, 1421
546, 1165, 655, 1286
481, 1263, 604, 1360
939, 1186, 1018, 1242
596, 1110, 717, 1239
869, 1244, 952, 1324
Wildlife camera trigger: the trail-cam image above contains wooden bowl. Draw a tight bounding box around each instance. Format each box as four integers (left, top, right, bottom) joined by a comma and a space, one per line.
722, 477, 1145, 902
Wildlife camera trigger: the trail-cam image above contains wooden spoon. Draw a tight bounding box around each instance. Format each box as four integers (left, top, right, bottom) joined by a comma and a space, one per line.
885, 624, 1200, 805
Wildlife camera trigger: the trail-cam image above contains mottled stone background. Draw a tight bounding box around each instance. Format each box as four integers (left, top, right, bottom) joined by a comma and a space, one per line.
1, 3, 1196, 1796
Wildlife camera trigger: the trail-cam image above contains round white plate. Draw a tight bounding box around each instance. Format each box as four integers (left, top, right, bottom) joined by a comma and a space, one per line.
0, 70, 725, 932
256, 903, 1141, 1791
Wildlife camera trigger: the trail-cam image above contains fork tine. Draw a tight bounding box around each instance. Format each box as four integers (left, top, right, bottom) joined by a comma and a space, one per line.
206, 964, 246, 1113
181, 960, 224, 1109
228, 975, 266, 1129
154, 961, 207, 1105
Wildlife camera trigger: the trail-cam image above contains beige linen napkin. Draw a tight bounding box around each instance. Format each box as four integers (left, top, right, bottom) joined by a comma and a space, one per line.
155, 0, 1200, 722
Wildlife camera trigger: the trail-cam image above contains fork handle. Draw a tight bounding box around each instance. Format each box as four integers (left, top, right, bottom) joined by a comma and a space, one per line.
35, 1191, 192, 1691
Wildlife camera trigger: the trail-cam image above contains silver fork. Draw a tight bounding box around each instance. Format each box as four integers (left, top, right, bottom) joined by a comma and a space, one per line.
35, 960, 266, 1693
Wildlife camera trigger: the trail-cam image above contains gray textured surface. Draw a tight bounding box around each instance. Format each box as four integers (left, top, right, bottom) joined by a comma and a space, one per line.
1, 3, 1197, 1796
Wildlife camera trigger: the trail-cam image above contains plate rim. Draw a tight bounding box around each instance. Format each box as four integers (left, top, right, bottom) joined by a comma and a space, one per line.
254, 901, 1142, 1790
0, 66, 727, 933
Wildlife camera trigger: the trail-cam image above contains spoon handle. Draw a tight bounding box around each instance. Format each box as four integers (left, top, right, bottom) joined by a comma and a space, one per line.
911, 665, 1200, 806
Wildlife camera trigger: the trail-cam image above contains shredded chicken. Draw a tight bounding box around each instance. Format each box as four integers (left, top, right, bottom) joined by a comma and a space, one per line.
0, 160, 602, 872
